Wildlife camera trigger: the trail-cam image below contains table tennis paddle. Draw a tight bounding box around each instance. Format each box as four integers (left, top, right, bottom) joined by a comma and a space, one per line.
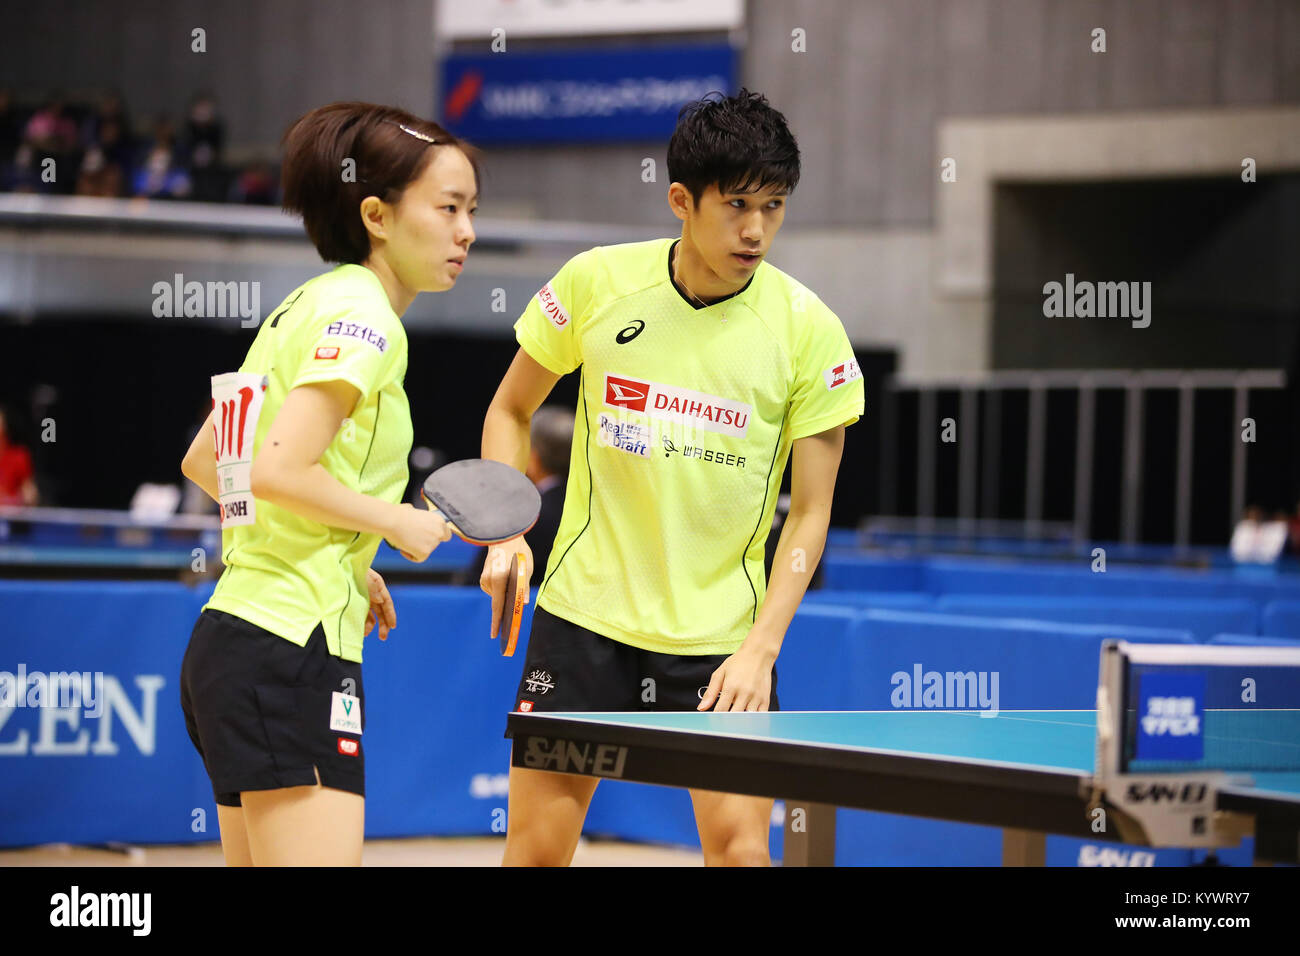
420, 459, 541, 545
492, 551, 528, 657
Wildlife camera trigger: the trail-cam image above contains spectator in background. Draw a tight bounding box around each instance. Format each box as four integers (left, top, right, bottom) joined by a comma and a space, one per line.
80, 90, 129, 154
1287, 503, 1300, 556
185, 93, 227, 202
229, 159, 276, 204
23, 95, 78, 157
184, 93, 225, 168
132, 116, 190, 199
75, 145, 124, 197
0, 406, 38, 506
11, 95, 78, 194
1230, 505, 1287, 565
97, 117, 133, 171
458, 405, 574, 587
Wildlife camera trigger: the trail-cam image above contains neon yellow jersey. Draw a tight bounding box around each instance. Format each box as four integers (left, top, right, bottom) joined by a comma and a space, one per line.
516, 238, 864, 655
204, 264, 412, 663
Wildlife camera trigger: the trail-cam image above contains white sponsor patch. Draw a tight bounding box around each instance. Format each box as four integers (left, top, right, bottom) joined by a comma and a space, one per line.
596, 413, 651, 458
536, 282, 570, 330
329, 691, 362, 734
603, 373, 751, 438
211, 371, 268, 527
323, 320, 387, 353
823, 359, 862, 391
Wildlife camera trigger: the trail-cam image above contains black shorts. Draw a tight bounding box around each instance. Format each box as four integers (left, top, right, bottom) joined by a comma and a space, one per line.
180, 608, 365, 807
512, 606, 779, 716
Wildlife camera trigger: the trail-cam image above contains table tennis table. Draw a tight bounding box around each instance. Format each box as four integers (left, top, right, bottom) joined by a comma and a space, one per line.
504, 708, 1300, 866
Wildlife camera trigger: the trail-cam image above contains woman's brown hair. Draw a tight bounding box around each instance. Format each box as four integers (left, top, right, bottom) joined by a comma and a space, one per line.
281, 102, 480, 264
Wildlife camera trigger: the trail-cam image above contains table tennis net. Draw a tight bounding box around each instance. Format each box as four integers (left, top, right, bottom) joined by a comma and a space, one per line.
1120, 650, 1300, 774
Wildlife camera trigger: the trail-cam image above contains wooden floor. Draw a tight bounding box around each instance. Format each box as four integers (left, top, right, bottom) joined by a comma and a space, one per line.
0, 836, 704, 867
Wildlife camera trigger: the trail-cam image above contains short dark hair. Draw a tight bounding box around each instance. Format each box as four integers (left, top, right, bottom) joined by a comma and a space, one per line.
666, 88, 800, 205
531, 406, 574, 476
281, 102, 481, 264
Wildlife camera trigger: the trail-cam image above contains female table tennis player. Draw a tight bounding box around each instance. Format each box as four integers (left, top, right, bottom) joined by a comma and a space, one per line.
178, 103, 477, 865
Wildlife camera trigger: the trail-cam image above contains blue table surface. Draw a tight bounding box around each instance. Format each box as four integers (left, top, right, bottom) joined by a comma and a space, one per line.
529, 710, 1300, 800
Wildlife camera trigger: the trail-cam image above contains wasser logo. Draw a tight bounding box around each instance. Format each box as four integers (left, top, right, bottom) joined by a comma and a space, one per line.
603, 373, 751, 438
890, 663, 999, 715
50, 886, 151, 936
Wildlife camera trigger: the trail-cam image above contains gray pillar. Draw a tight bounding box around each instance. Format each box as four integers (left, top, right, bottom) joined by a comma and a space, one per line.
1121, 382, 1145, 546
1073, 382, 1096, 548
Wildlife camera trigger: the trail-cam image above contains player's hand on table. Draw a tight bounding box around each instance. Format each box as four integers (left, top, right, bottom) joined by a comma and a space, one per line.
363, 568, 396, 641
481, 535, 533, 629
698, 645, 775, 712
390, 502, 453, 561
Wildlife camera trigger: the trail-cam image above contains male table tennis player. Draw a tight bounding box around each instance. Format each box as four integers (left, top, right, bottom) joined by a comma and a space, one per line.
479, 89, 864, 866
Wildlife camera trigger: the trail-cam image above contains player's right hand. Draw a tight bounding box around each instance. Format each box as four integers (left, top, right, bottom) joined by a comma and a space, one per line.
390, 503, 453, 562
481, 536, 534, 629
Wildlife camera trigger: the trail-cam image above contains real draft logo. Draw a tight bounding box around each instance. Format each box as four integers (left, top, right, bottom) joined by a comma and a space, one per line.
890, 663, 999, 716
49, 886, 151, 936
0, 668, 165, 756
596, 412, 650, 458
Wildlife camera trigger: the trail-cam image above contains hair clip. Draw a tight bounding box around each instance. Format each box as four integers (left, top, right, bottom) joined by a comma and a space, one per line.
393, 122, 437, 144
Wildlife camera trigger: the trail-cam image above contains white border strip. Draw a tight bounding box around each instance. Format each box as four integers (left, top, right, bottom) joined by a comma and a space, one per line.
1118, 641, 1300, 667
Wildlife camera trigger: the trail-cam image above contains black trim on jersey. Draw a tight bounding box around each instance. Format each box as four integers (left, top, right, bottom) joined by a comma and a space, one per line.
741, 407, 788, 623
267, 290, 304, 328
540, 366, 592, 595
666, 239, 753, 311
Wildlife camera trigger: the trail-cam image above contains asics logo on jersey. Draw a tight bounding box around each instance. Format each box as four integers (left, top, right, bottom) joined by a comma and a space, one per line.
615, 320, 645, 344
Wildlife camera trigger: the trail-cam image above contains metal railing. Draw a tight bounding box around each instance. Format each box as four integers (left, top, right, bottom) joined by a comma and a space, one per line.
881, 369, 1287, 549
